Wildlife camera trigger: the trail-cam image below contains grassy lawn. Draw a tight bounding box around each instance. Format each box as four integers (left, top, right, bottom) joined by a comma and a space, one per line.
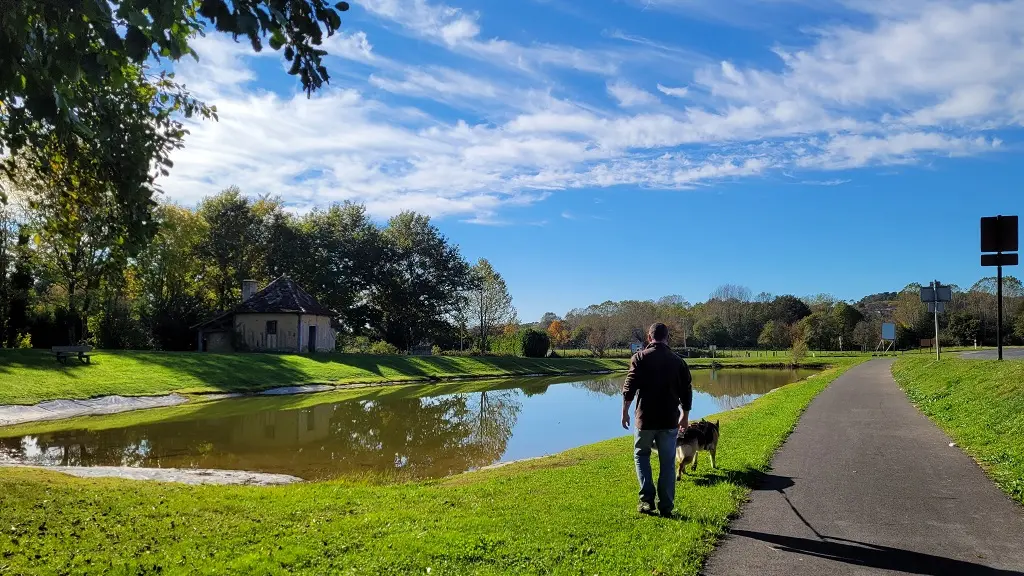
892, 357, 1024, 505
0, 359, 862, 576
0, 349, 833, 406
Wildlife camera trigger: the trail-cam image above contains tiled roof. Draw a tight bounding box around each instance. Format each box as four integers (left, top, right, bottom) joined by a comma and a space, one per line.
193, 276, 334, 329
232, 275, 334, 316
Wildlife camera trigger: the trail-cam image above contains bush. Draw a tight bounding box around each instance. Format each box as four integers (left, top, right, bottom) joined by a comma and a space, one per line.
15, 332, 31, 349
492, 328, 550, 358
369, 340, 401, 355
791, 339, 808, 364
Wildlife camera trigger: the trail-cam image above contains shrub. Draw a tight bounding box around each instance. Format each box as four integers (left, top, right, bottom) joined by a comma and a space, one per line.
369, 340, 401, 355
15, 332, 31, 349
791, 339, 808, 364
431, 345, 442, 356
492, 328, 550, 358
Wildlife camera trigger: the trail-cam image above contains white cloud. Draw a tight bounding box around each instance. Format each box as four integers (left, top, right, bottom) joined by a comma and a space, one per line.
656, 84, 689, 98
800, 178, 851, 186
161, 0, 1024, 222
607, 81, 659, 107
357, 0, 616, 75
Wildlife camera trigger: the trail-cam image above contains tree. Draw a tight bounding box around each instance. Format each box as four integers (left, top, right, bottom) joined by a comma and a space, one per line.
945, 312, 981, 347
466, 259, 515, 352
0, 0, 350, 203
757, 320, 791, 350
271, 202, 384, 335
372, 212, 472, 349
831, 302, 863, 350
196, 187, 276, 310
1012, 305, 1024, 343
546, 319, 571, 351
693, 316, 728, 347
769, 295, 811, 326
586, 326, 610, 357
797, 312, 840, 350
132, 204, 212, 350
537, 312, 559, 331
11, 131, 166, 343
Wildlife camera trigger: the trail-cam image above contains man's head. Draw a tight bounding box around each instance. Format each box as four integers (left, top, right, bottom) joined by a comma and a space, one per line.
648, 322, 669, 344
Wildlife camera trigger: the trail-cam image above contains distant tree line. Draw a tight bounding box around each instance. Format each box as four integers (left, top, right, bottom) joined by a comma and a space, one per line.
534, 280, 1024, 355
0, 185, 517, 352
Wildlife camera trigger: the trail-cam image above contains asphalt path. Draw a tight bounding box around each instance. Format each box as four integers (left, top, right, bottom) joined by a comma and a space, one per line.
960, 348, 1024, 360
702, 359, 1024, 576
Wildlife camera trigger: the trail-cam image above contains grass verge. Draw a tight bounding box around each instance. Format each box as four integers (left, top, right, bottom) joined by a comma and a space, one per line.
0, 359, 861, 575
892, 357, 1024, 505
0, 349, 832, 406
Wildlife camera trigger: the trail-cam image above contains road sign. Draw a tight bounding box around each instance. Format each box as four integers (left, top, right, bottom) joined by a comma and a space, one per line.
982, 253, 1019, 267
980, 214, 1018, 361
881, 323, 896, 341
981, 215, 1018, 253
920, 286, 952, 302
920, 280, 949, 360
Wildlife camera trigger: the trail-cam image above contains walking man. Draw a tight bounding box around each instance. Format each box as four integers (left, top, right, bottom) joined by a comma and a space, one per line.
621, 322, 693, 516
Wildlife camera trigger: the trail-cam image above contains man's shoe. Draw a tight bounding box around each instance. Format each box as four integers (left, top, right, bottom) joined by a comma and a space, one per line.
659, 509, 674, 518
637, 501, 656, 515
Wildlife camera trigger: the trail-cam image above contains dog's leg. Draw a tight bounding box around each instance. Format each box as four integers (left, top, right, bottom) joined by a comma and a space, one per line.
676, 446, 684, 480
710, 446, 717, 469
691, 450, 699, 472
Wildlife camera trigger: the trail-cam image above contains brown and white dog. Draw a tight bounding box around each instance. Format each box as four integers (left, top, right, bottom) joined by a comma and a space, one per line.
676, 419, 719, 480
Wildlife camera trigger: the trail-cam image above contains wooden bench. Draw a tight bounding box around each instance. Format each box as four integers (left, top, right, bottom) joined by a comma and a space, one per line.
51, 345, 93, 365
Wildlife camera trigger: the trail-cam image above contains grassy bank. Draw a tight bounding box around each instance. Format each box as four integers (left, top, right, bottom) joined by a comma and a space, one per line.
0, 360, 861, 575
0, 350, 632, 406
892, 357, 1024, 505
0, 349, 831, 406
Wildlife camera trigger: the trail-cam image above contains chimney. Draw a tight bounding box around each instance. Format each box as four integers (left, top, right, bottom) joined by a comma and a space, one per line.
242, 279, 258, 302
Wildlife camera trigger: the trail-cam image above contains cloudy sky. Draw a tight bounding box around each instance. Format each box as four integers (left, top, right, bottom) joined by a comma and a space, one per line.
165, 0, 1024, 321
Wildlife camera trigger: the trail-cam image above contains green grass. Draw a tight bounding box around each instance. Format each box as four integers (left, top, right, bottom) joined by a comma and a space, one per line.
892, 357, 1024, 505
0, 350, 633, 406
0, 359, 862, 575
0, 349, 833, 406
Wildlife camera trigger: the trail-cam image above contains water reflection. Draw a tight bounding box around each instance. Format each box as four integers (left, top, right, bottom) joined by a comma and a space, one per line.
0, 369, 814, 480
571, 368, 816, 412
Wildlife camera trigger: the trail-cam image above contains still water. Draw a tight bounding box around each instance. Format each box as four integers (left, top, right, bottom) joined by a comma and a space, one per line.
0, 369, 816, 480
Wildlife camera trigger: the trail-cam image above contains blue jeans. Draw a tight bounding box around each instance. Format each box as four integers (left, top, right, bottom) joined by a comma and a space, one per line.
634, 428, 679, 512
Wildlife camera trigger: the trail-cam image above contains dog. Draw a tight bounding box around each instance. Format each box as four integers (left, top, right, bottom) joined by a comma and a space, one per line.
676, 419, 719, 480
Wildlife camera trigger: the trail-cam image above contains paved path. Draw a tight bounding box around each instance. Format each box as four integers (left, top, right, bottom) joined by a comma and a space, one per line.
703, 359, 1024, 576
960, 348, 1024, 360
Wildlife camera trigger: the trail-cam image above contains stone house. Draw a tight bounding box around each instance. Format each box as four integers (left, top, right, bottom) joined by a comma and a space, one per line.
194, 276, 337, 353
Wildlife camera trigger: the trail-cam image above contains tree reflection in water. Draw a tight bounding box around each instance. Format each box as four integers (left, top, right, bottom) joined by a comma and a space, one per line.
0, 370, 813, 479
0, 391, 523, 481
569, 369, 816, 412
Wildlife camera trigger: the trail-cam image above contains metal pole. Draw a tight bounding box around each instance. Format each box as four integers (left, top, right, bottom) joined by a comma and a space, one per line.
997, 263, 1003, 361
934, 280, 940, 361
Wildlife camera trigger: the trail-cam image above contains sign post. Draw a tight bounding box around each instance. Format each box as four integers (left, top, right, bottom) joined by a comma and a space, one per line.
920, 282, 952, 360
876, 322, 896, 355
980, 215, 1019, 361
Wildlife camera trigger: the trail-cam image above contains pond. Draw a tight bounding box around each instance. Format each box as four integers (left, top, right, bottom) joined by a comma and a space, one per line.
0, 368, 817, 481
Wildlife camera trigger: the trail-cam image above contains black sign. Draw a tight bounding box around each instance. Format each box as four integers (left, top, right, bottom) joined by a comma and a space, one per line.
981, 215, 1018, 253
982, 253, 1019, 267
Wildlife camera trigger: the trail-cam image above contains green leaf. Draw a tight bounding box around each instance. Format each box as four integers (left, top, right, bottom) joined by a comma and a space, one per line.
126, 10, 150, 30
124, 27, 150, 61
269, 30, 285, 51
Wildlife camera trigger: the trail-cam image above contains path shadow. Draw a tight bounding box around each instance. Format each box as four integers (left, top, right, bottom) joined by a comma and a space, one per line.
690, 466, 795, 492
728, 530, 1024, 576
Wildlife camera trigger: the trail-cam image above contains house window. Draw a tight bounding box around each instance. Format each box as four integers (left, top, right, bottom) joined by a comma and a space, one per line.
266, 320, 278, 335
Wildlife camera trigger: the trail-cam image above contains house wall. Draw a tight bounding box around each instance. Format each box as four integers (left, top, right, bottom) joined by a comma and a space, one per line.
298, 314, 338, 352
206, 331, 233, 353
234, 314, 301, 352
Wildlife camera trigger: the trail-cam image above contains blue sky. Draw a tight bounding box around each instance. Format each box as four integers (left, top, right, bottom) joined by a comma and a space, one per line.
165, 0, 1024, 322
